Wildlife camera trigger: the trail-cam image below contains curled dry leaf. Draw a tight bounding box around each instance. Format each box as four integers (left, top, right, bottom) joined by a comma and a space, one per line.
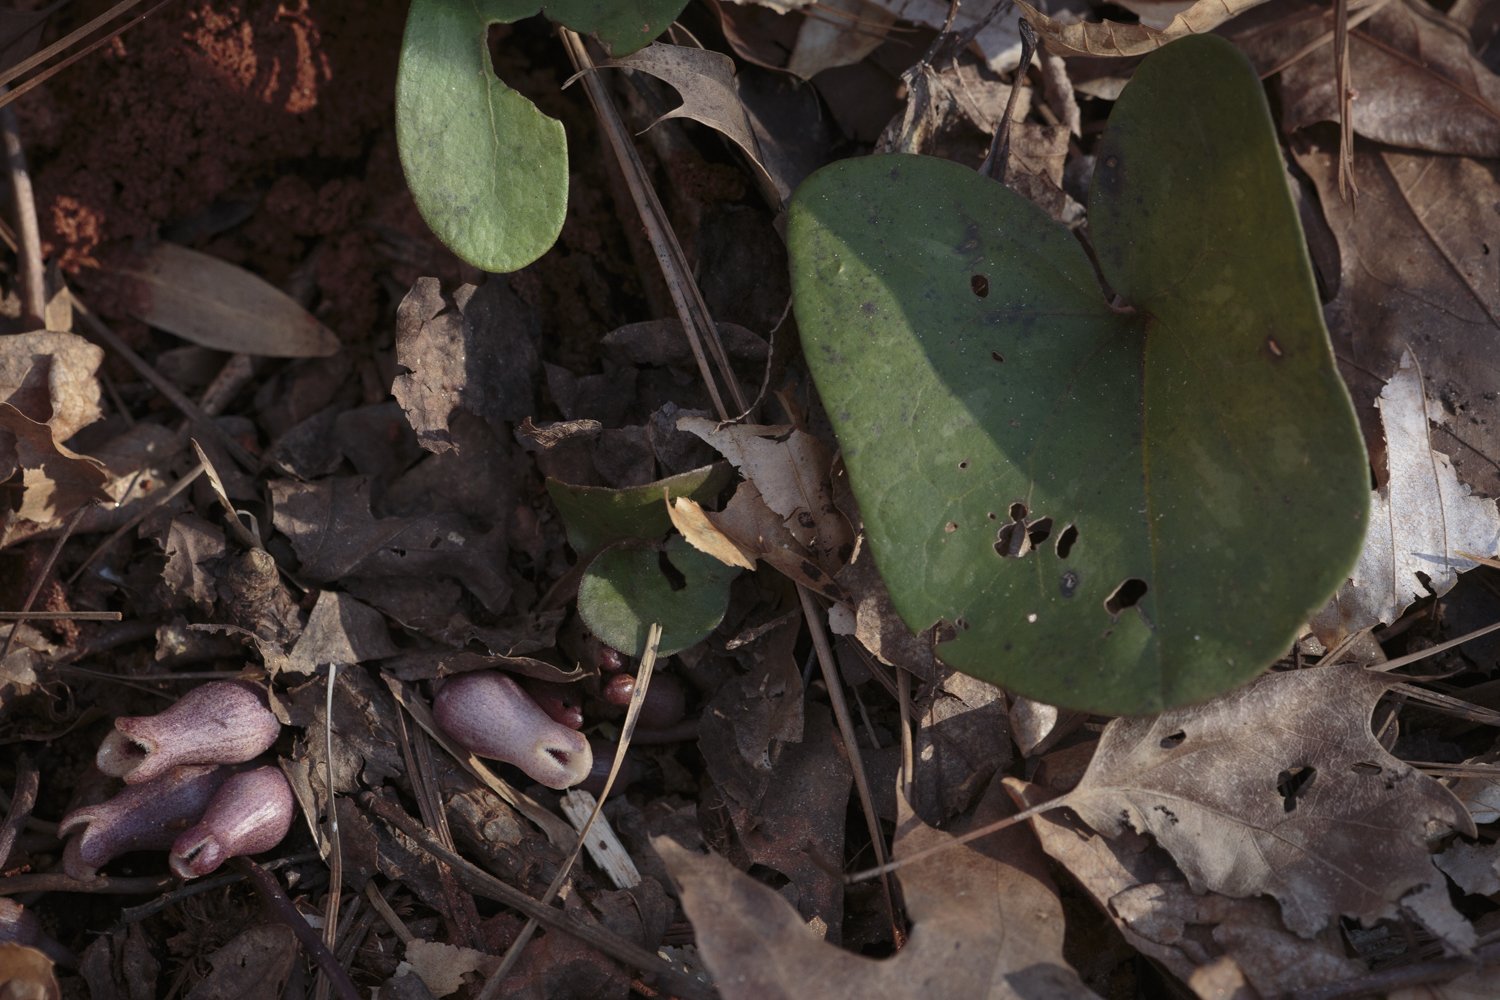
1312, 350, 1500, 644
113, 242, 338, 358
1059, 663, 1476, 947
0, 332, 103, 440
656, 776, 1096, 999
1014, 0, 1275, 57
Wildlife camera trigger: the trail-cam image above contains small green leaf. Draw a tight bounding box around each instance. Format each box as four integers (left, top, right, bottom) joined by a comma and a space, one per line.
547, 464, 733, 556
396, 0, 568, 274
578, 537, 737, 657
788, 35, 1368, 714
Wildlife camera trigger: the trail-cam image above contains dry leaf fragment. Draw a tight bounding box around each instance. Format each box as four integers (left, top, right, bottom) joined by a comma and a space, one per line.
0, 331, 103, 440
657, 776, 1097, 999
398, 939, 498, 998
668, 495, 757, 569
114, 242, 338, 358
1435, 840, 1500, 897
1014, 0, 1275, 57
678, 417, 852, 572
1063, 663, 1476, 947
786, 0, 895, 79
0, 942, 60, 1000
0, 401, 108, 534
1313, 350, 1500, 643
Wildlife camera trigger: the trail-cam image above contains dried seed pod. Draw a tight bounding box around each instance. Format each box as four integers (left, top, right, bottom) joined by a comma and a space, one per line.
434, 671, 592, 789
170, 766, 295, 878
96, 681, 280, 785
58, 765, 227, 880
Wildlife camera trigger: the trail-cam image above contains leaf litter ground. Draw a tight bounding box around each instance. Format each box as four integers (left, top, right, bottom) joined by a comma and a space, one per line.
2, 1, 1500, 998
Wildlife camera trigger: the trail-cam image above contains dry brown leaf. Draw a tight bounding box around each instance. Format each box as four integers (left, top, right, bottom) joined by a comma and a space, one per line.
1268, 0, 1500, 158
114, 242, 338, 358
1014, 0, 1273, 57
1312, 351, 1500, 644
1010, 778, 1369, 996
1434, 840, 1500, 897
602, 42, 787, 202
393, 277, 540, 454
1059, 664, 1476, 947
182, 925, 296, 1000
0, 402, 108, 535
398, 939, 498, 997
287, 589, 398, 675
1293, 139, 1500, 497
0, 331, 103, 440
786, 0, 895, 79
678, 417, 852, 572
657, 776, 1096, 998
678, 479, 845, 597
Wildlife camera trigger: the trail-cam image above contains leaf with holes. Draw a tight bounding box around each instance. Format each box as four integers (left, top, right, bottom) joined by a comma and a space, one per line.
788, 34, 1368, 713
1058, 663, 1475, 946
578, 536, 737, 657
396, 0, 689, 273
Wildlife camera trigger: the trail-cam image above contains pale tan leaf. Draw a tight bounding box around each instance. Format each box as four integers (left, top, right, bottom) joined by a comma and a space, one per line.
657, 777, 1097, 999
0, 942, 60, 1000
399, 939, 497, 998
668, 495, 757, 569
114, 242, 338, 358
1013, 0, 1274, 58
787, 0, 895, 79
0, 332, 102, 440
1313, 350, 1500, 643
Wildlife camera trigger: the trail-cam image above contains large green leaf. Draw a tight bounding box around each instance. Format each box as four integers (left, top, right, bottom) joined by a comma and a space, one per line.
396, 0, 688, 272
788, 35, 1368, 714
578, 537, 737, 657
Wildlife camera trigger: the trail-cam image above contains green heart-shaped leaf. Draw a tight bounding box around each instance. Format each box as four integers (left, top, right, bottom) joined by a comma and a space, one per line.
578, 537, 737, 657
396, 0, 689, 272
547, 463, 734, 556
788, 35, 1368, 714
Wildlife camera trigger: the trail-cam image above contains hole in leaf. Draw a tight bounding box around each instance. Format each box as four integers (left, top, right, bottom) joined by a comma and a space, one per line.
971, 274, 990, 298
657, 550, 687, 591
1276, 766, 1315, 812
986, 511, 997, 521
1027, 517, 1053, 546
991, 350, 1004, 363
1008, 501, 1028, 520
1059, 570, 1079, 598
954, 616, 970, 631
1159, 730, 1186, 750
1104, 578, 1148, 615
958, 460, 969, 470
944, 521, 958, 533
1055, 523, 1078, 558
995, 522, 1030, 558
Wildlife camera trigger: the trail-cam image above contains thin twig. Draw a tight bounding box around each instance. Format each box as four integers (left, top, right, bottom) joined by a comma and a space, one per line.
0, 0, 171, 115
235, 857, 360, 1000
314, 662, 345, 1000
0, 504, 87, 662
0, 611, 120, 621
0, 756, 39, 871
360, 790, 712, 1000
0, 89, 45, 324
980, 18, 1037, 181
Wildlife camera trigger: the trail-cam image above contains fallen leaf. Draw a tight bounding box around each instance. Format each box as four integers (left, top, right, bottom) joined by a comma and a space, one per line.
287, 590, 399, 675
398, 938, 497, 998
393, 276, 540, 453
1060, 663, 1476, 946
1013, 0, 1274, 57
1312, 350, 1500, 644
678, 417, 852, 572
0, 942, 60, 1000
113, 242, 338, 358
1268, 0, 1500, 158
657, 775, 1096, 998
1293, 139, 1500, 497
786, 0, 894, 79
1011, 778, 1370, 996
0, 331, 103, 440
668, 495, 757, 569
269, 476, 511, 614
677, 479, 845, 598
1435, 840, 1500, 897
182, 925, 296, 1000
0, 401, 108, 534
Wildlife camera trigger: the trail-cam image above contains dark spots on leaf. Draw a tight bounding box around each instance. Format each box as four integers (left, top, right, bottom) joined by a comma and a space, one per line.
971, 274, 990, 298
954, 616, 969, 631
1060, 569, 1079, 598
1159, 730, 1186, 750
1276, 766, 1316, 812
797, 510, 816, 530
986, 511, 997, 520
1056, 523, 1079, 558
1096, 151, 1125, 197
991, 350, 1004, 363
957, 222, 980, 254
861, 301, 877, 316
958, 460, 970, 470
1104, 577, 1148, 616
1152, 804, 1178, 825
